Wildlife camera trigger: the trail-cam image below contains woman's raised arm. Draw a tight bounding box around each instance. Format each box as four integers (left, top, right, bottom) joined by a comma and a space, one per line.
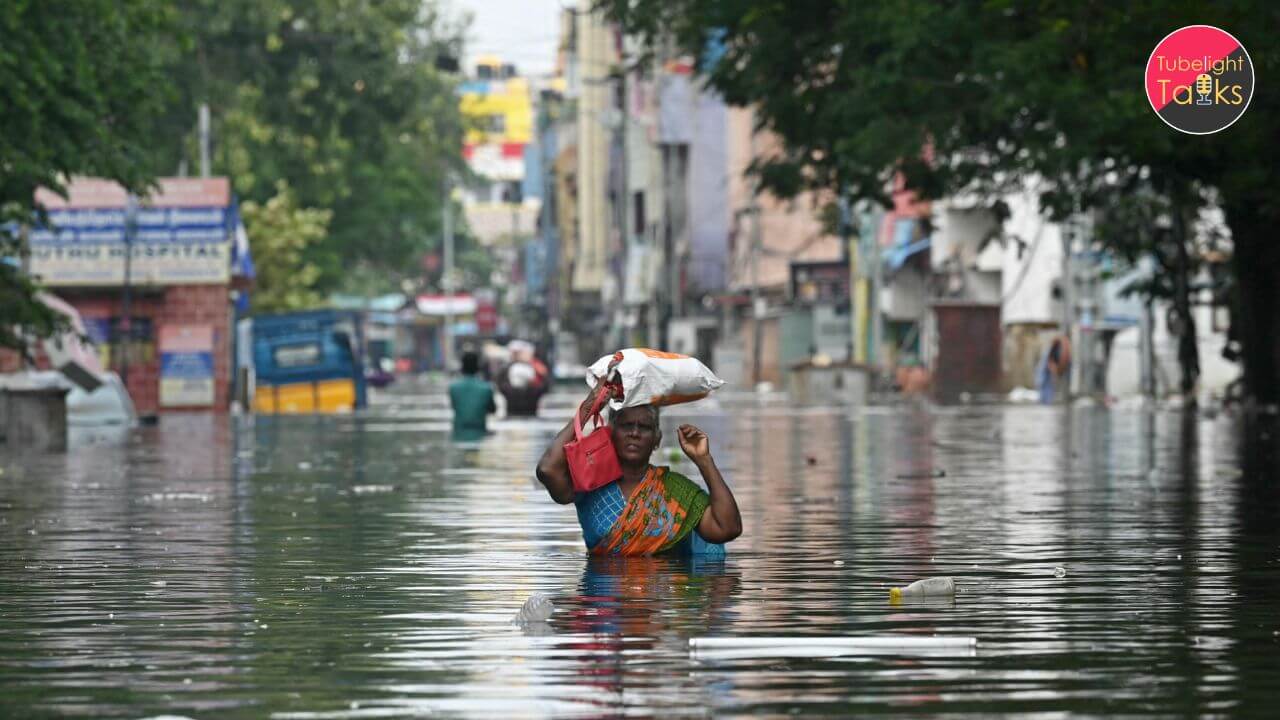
678, 424, 743, 543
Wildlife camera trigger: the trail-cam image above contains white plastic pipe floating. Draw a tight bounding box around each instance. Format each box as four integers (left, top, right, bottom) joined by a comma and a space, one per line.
689, 636, 978, 659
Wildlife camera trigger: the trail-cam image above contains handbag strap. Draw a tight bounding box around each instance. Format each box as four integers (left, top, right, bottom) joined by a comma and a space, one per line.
574, 388, 612, 441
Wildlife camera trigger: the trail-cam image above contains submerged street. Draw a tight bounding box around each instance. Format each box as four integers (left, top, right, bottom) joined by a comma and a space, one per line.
2, 388, 1277, 718
5, 2, 1280, 718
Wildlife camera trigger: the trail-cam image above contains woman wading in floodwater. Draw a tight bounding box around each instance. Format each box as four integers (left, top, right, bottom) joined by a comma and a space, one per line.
535, 381, 742, 556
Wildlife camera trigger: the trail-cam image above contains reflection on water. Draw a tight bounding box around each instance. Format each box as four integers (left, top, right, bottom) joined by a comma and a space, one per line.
1, 397, 1277, 718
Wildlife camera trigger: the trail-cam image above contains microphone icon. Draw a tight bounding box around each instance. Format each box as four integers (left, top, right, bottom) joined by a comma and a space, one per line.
1195, 73, 1213, 105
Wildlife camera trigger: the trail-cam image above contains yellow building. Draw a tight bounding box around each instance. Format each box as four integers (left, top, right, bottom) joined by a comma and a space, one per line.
459, 56, 537, 246
460, 56, 533, 180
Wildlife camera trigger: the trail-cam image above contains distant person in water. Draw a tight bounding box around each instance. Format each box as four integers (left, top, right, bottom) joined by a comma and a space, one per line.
1037, 334, 1072, 404
535, 378, 742, 556
449, 351, 495, 441
497, 340, 550, 417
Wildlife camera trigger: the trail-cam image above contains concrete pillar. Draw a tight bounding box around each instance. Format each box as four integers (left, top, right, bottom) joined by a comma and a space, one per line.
3, 387, 69, 452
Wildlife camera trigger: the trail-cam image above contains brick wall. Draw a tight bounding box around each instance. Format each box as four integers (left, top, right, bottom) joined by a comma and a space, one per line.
2, 285, 230, 416
159, 285, 231, 414
0, 348, 38, 373
77, 292, 163, 414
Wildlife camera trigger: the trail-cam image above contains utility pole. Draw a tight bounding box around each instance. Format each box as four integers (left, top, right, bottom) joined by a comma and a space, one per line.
841, 193, 855, 363
539, 105, 557, 362
841, 192, 869, 365
749, 195, 763, 388
441, 177, 454, 373
431, 50, 462, 374
868, 207, 883, 369
748, 124, 763, 388
1138, 255, 1156, 400
673, 150, 685, 320
510, 192, 520, 337
120, 193, 138, 389
664, 144, 688, 341
17, 225, 31, 369
1060, 217, 1075, 405
198, 103, 211, 178
618, 46, 630, 348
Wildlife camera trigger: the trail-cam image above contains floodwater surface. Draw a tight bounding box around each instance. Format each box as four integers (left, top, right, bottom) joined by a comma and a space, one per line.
2, 390, 1278, 718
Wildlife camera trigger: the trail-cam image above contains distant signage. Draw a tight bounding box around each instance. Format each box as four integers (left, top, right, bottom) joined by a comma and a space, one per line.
84, 316, 155, 370
159, 324, 215, 407
415, 294, 477, 316
475, 300, 498, 335
790, 260, 850, 304
29, 177, 234, 286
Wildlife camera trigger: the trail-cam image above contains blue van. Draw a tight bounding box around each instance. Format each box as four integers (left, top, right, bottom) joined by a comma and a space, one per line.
249, 310, 367, 413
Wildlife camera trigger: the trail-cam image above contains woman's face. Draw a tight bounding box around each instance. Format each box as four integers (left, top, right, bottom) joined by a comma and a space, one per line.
611, 406, 661, 466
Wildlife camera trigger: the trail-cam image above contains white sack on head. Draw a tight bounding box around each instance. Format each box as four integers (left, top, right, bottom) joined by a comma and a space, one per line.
587, 348, 724, 410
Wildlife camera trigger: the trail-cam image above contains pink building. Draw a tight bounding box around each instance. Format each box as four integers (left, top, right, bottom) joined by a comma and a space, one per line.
726, 108, 843, 295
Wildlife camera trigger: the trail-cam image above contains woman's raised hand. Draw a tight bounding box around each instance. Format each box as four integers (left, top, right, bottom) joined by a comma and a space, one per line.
678, 424, 711, 463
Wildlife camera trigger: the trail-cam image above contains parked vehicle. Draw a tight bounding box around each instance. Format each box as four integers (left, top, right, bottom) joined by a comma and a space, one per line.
247, 310, 367, 414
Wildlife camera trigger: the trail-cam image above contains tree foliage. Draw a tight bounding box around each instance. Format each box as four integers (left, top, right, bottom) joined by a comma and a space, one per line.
150, 0, 470, 295
604, 0, 1280, 403
0, 0, 177, 353
241, 182, 330, 314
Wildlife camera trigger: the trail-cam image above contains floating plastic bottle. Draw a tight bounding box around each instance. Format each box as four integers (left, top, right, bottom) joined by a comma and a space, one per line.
889, 577, 955, 603
512, 592, 555, 624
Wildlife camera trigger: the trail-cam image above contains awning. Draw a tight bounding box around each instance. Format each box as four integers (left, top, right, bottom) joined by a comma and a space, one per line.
330, 293, 406, 313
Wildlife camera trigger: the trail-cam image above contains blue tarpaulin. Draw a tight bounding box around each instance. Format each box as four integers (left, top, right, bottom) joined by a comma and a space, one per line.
882, 218, 931, 272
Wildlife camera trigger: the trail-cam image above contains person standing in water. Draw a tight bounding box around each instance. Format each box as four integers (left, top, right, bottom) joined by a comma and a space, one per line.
449, 351, 496, 441
497, 340, 550, 417
536, 380, 742, 555
1037, 334, 1072, 404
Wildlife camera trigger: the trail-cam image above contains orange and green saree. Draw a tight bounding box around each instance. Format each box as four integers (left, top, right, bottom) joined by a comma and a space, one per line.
575, 466, 722, 557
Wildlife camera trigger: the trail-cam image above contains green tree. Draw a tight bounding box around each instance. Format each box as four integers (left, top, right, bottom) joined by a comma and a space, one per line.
0, 0, 177, 354
151, 0, 470, 295
604, 0, 1280, 405
241, 182, 331, 314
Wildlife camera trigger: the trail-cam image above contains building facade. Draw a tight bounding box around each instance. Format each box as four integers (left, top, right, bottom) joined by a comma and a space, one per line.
3, 177, 249, 416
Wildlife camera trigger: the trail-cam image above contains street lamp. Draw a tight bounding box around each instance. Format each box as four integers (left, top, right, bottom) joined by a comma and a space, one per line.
435, 52, 460, 375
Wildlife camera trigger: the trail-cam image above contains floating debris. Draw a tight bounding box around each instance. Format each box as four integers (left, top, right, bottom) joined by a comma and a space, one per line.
512, 592, 555, 625
889, 577, 955, 603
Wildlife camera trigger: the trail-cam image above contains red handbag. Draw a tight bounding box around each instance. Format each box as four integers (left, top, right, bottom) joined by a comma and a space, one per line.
565, 389, 622, 493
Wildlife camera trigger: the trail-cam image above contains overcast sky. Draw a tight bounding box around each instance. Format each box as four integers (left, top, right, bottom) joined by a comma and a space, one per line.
452, 0, 565, 77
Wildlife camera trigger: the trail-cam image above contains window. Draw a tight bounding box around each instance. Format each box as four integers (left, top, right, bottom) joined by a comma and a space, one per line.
633, 191, 645, 236
503, 182, 522, 204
